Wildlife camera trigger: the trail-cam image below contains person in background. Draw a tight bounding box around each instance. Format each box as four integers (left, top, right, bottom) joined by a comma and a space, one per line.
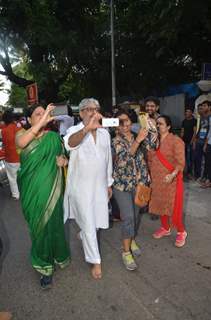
194, 103, 203, 134
54, 108, 74, 137
1, 110, 21, 200
193, 100, 210, 181
64, 98, 113, 280
201, 108, 211, 188
144, 96, 160, 124
130, 109, 141, 134
16, 103, 70, 289
181, 108, 197, 179
144, 96, 160, 220
112, 106, 119, 117
148, 115, 187, 248
14, 113, 24, 129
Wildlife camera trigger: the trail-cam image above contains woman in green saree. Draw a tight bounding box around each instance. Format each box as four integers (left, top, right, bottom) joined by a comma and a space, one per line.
16, 103, 70, 289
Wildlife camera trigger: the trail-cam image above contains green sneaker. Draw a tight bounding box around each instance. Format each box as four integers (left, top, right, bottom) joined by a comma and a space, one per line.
122, 252, 137, 271
131, 240, 141, 257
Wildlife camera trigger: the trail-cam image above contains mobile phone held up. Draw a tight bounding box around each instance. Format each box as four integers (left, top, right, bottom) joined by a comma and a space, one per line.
138, 112, 149, 129
101, 118, 119, 127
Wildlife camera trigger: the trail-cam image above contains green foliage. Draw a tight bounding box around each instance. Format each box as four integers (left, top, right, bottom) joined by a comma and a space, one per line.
6, 60, 32, 107
1, 0, 211, 105
7, 84, 27, 108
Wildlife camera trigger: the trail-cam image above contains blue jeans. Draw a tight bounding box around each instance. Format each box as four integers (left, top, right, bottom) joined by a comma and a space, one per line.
204, 144, 211, 181
194, 141, 205, 179
113, 188, 140, 239
185, 143, 194, 174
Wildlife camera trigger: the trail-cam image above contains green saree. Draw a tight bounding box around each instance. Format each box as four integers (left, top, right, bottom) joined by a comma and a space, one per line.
18, 131, 70, 276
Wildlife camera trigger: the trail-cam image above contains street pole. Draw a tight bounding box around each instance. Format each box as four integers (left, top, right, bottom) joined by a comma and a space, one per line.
110, 0, 116, 106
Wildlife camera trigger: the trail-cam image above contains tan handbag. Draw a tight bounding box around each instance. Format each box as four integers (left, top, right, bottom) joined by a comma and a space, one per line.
134, 183, 151, 207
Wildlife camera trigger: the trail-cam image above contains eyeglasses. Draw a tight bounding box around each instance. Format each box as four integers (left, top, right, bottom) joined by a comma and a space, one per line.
81, 107, 100, 113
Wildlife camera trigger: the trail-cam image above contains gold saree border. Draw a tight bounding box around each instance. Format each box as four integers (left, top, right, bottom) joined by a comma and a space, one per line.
21, 136, 43, 158
32, 264, 54, 276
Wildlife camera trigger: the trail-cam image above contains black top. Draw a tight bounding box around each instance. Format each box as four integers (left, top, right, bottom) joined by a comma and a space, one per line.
182, 118, 197, 143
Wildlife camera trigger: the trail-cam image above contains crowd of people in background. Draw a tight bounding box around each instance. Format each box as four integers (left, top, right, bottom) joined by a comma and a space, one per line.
0, 95, 210, 295
181, 100, 211, 188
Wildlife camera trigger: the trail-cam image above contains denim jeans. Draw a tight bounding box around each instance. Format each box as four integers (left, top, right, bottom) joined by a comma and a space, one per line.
185, 143, 194, 174
113, 188, 140, 239
204, 144, 211, 181
194, 141, 205, 179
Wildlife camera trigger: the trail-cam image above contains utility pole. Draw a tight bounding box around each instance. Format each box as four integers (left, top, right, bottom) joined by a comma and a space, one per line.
110, 0, 116, 106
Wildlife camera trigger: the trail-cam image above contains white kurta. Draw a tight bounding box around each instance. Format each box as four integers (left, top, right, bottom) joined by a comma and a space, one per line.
63, 122, 113, 264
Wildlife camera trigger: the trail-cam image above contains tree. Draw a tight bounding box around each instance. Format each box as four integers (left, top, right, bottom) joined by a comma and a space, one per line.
0, 0, 111, 103
1, 0, 211, 105
6, 59, 31, 107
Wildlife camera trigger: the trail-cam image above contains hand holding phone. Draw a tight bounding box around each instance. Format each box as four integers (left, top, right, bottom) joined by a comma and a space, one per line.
84, 112, 103, 131
138, 112, 149, 129
39, 103, 55, 127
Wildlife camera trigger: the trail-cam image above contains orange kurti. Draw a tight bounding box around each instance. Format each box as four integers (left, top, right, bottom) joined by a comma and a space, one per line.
148, 133, 185, 216
1, 123, 21, 163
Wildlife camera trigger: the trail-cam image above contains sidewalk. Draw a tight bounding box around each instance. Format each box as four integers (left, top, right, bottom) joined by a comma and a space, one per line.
0, 181, 211, 320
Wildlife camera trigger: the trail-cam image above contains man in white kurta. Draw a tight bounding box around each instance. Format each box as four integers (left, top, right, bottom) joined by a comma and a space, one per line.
63, 98, 113, 279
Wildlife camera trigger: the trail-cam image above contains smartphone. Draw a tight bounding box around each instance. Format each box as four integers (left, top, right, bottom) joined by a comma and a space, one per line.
51, 108, 57, 116
101, 118, 119, 127
138, 112, 149, 129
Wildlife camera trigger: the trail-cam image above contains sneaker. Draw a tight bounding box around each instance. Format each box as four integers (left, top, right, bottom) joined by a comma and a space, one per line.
40, 275, 53, 289
153, 227, 171, 239
175, 231, 187, 248
131, 240, 141, 257
122, 252, 137, 271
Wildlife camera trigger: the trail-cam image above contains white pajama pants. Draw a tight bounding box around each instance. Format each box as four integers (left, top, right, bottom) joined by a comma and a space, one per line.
5, 162, 20, 199
79, 229, 101, 264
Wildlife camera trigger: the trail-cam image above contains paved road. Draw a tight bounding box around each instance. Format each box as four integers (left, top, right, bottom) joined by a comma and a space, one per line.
0, 181, 211, 320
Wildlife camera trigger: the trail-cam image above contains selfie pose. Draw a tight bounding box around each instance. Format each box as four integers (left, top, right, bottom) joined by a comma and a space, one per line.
16, 103, 70, 289
112, 110, 157, 271
64, 98, 113, 280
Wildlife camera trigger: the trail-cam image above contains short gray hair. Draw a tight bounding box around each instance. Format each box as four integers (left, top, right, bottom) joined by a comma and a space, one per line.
78, 98, 100, 111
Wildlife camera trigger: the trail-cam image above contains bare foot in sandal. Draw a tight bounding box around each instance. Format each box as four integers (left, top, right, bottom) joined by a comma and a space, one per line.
91, 264, 102, 280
